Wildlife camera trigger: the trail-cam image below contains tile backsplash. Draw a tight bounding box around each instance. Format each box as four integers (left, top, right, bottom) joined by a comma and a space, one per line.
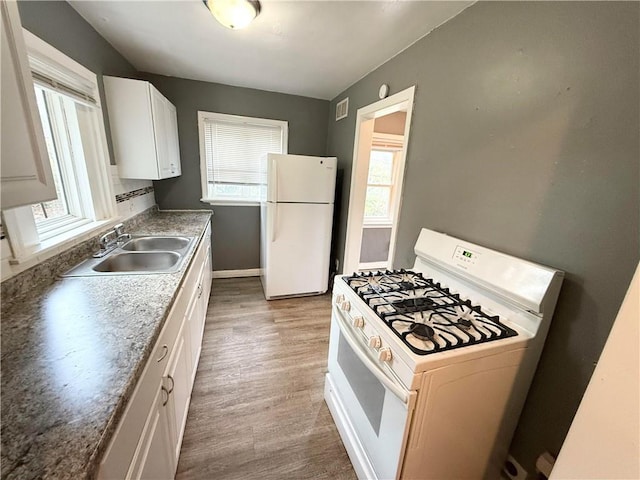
111, 166, 156, 220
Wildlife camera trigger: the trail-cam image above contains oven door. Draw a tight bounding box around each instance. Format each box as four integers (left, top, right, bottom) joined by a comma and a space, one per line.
326, 306, 416, 480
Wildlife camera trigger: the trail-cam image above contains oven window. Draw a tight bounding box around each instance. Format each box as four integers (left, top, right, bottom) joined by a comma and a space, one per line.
337, 332, 385, 435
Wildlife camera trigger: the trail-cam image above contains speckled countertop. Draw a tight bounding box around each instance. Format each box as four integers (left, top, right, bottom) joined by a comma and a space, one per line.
0, 210, 212, 480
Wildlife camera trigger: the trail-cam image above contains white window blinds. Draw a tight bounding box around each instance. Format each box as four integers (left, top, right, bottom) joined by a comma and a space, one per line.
203, 119, 284, 186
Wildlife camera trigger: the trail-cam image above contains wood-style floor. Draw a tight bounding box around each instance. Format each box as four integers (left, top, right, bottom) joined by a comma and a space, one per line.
175, 277, 357, 480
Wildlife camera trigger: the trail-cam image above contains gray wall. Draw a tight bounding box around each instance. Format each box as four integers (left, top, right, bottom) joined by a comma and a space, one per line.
17, 0, 139, 165
141, 74, 329, 271
327, 1, 639, 474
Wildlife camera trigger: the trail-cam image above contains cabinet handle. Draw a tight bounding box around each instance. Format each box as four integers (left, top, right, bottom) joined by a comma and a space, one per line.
156, 344, 168, 362
167, 375, 175, 394
197, 283, 203, 299
161, 386, 169, 406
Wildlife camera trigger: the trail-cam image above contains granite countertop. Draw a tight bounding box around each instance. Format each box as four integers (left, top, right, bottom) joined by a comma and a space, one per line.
0, 210, 212, 480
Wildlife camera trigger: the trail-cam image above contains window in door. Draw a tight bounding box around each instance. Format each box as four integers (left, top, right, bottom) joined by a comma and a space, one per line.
198, 111, 288, 205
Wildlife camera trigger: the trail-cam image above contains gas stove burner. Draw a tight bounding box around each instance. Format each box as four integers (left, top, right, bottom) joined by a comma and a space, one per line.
408, 323, 436, 341
453, 306, 475, 329
391, 297, 436, 313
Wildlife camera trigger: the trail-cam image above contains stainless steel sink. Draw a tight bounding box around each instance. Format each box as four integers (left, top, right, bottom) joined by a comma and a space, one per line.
93, 251, 181, 273
61, 235, 196, 277
121, 236, 191, 254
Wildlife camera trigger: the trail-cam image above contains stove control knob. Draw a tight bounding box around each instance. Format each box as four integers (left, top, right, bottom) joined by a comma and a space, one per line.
342, 301, 351, 312
335, 294, 345, 306
352, 316, 365, 328
368, 336, 382, 349
378, 348, 393, 362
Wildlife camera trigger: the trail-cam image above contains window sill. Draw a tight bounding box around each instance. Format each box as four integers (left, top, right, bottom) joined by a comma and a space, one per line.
363, 222, 393, 229
9, 218, 120, 265
200, 198, 260, 207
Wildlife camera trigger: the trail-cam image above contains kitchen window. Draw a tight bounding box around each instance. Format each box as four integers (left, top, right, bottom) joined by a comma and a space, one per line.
2, 30, 116, 263
198, 111, 288, 205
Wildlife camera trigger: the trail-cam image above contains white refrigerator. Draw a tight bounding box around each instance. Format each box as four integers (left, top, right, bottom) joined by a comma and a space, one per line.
260, 153, 337, 299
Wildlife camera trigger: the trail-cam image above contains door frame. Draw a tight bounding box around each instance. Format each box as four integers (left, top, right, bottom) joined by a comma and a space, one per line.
342, 86, 415, 274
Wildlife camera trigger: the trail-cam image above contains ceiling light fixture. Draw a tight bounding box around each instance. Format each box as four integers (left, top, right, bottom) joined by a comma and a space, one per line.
203, 0, 261, 30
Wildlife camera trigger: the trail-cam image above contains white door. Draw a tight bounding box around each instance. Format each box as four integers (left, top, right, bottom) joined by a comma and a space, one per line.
150, 87, 171, 179
167, 102, 181, 176
264, 202, 333, 298
267, 154, 337, 203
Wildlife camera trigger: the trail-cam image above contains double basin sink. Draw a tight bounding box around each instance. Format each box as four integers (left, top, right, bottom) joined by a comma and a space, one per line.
63, 235, 195, 277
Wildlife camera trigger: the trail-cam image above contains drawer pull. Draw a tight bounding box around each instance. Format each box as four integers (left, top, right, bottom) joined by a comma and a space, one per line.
167, 375, 175, 394
161, 386, 169, 406
156, 345, 168, 362
197, 284, 203, 299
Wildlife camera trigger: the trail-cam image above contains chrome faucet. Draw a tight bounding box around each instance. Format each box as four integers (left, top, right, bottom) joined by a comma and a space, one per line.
94, 223, 129, 257
114, 223, 131, 245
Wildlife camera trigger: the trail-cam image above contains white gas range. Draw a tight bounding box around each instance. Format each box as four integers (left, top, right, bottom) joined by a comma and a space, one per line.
324, 228, 564, 480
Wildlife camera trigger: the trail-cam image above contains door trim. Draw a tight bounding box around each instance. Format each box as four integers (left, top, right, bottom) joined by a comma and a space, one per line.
343, 86, 416, 275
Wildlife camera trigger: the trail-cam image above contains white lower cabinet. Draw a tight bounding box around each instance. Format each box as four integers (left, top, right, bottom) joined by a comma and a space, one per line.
130, 384, 174, 480
99, 224, 212, 480
165, 321, 192, 465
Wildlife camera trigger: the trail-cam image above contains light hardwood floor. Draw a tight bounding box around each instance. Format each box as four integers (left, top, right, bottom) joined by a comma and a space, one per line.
175, 277, 357, 480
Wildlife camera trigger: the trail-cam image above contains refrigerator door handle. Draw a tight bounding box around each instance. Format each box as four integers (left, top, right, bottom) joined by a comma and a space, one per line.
270, 156, 278, 202
271, 202, 277, 242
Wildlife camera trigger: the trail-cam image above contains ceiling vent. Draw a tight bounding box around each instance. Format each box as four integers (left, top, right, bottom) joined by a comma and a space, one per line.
336, 97, 348, 121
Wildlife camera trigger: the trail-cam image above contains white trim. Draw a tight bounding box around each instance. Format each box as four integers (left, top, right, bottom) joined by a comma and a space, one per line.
343, 86, 416, 275
8, 217, 120, 265
22, 28, 99, 105
362, 223, 393, 229
200, 198, 259, 207
212, 268, 260, 279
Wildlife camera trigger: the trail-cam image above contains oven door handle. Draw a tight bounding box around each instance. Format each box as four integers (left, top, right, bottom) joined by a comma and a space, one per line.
334, 306, 410, 404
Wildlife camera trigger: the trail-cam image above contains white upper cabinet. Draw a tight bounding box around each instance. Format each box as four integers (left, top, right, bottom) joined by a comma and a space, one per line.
103, 76, 181, 180
1, 0, 56, 210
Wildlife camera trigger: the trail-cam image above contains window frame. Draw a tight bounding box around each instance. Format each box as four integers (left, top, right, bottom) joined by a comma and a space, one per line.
197, 111, 288, 206
2, 29, 117, 264
363, 134, 404, 227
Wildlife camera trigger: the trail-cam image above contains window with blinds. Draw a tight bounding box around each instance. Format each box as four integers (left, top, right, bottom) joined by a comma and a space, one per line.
198, 112, 288, 203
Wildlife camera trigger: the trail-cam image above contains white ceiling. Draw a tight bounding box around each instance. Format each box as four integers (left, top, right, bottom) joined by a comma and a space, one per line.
69, 1, 473, 100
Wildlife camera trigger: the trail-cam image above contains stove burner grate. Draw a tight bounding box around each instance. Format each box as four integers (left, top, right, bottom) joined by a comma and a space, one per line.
342, 269, 518, 355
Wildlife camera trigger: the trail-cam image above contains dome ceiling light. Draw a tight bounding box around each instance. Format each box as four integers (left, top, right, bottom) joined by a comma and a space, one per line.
202, 0, 262, 30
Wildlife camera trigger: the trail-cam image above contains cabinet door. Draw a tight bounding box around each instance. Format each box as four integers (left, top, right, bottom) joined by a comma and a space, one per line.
150, 87, 172, 179
165, 320, 192, 465
185, 290, 201, 388
166, 102, 181, 177
129, 384, 174, 480
1, 0, 56, 209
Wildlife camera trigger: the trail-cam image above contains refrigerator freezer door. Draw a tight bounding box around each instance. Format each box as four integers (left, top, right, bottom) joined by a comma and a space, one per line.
267, 154, 337, 203
261, 202, 333, 299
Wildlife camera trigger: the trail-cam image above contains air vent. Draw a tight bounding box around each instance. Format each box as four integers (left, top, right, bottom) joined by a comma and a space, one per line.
336, 97, 348, 121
